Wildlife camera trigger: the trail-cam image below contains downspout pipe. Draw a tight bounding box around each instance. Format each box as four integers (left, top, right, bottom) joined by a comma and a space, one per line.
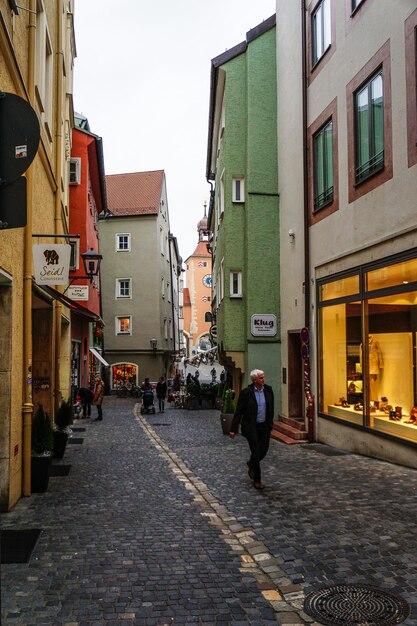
301, 0, 315, 441
22, 0, 37, 496
54, 0, 64, 412
168, 233, 177, 376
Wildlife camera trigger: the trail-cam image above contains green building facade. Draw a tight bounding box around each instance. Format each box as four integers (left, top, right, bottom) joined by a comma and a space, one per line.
206, 15, 280, 401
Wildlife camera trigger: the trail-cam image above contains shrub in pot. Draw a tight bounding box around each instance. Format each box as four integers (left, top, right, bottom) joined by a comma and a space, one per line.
31, 404, 53, 492
53, 398, 73, 459
220, 389, 236, 435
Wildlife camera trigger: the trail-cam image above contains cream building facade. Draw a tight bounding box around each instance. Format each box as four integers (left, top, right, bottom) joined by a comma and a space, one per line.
277, 0, 417, 466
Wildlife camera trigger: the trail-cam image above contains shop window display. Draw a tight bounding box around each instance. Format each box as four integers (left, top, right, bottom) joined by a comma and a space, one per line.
318, 256, 417, 444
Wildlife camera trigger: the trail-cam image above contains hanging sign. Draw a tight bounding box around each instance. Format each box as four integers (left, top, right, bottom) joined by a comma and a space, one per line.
33, 244, 71, 285
67, 285, 89, 300
251, 314, 277, 337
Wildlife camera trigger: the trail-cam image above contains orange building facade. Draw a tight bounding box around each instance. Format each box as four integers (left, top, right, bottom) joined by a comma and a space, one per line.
183, 211, 212, 357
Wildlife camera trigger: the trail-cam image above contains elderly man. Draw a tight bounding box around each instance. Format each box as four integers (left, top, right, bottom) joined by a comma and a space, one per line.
229, 369, 274, 490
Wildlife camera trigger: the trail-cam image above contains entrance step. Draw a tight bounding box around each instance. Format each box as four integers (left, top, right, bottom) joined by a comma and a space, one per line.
271, 416, 309, 444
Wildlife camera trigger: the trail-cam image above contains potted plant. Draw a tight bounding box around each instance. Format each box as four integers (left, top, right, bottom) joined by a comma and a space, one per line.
200, 383, 217, 409
31, 404, 53, 492
184, 381, 200, 410
53, 398, 73, 459
220, 389, 236, 435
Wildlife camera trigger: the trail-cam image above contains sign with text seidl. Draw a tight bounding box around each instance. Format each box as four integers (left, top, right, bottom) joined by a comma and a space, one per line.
33, 244, 71, 285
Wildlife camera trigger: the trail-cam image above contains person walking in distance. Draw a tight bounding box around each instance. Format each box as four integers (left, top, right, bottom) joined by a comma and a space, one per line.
229, 369, 274, 490
93, 375, 105, 421
156, 376, 167, 413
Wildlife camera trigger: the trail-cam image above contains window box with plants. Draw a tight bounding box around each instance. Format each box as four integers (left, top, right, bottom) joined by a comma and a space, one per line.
53, 398, 73, 459
220, 389, 236, 435
31, 404, 54, 493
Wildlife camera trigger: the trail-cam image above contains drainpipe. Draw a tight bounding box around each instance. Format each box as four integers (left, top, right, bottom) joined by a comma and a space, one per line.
22, 0, 37, 496
53, 0, 64, 412
168, 233, 177, 376
301, 0, 315, 441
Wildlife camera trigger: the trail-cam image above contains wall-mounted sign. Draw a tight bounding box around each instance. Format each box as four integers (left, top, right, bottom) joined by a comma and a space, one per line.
251, 314, 277, 337
33, 244, 71, 285
67, 285, 89, 301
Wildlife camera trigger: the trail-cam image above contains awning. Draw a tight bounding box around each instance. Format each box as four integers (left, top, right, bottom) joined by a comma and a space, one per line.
89, 347, 110, 367
32, 280, 101, 322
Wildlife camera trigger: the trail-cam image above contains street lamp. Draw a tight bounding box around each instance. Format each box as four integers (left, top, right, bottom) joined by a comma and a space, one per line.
150, 337, 157, 351
81, 248, 102, 282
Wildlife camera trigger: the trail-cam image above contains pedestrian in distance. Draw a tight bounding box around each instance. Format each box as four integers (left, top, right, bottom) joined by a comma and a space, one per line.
229, 369, 274, 490
156, 376, 167, 413
210, 367, 217, 382
79, 386, 93, 418
92, 375, 105, 421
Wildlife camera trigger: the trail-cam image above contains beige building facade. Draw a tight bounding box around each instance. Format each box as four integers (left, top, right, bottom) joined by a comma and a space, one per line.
277, 0, 417, 466
0, 0, 76, 509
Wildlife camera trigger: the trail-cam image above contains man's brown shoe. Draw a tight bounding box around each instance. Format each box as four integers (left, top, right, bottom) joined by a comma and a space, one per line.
254, 481, 265, 490
247, 461, 254, 480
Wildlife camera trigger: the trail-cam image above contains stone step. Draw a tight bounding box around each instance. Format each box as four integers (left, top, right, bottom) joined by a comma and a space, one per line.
271, 429, 308, 445
278, 415, 306, 431
272, 419, 308, 443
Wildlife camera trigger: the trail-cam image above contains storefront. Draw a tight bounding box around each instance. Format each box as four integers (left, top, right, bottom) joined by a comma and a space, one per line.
112, 362, 138, 390
318, 252, 417, 447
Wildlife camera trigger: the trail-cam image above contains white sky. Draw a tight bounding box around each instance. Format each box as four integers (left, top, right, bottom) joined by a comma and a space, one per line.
73, 0, 276, 261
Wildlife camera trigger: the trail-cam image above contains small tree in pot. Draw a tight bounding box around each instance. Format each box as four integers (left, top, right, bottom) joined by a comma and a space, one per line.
31, 404, 53, 492
220, 389, 236, 435
53, 398, 73, 459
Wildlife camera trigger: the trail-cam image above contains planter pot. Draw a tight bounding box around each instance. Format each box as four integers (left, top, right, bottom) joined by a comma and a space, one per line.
185, 397, 200, 410
220, 413, 234, 435
31, 455, 52, 493
201, 396, 215, 410
53, 430, 69, 459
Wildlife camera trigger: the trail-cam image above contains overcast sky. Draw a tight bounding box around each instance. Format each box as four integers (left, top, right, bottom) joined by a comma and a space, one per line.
73, 0, 276, 261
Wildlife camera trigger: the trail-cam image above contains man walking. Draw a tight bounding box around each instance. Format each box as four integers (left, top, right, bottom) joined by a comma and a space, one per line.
229, 369, 274, 490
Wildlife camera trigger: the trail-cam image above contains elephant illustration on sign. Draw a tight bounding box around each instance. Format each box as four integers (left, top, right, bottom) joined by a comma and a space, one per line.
43, 249, 59, 265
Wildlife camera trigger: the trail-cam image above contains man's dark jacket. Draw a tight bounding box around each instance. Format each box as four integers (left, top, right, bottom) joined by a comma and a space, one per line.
231, 383, 274, 438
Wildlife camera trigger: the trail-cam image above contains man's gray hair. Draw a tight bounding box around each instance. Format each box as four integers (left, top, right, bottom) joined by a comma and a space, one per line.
250, 369, 264, 381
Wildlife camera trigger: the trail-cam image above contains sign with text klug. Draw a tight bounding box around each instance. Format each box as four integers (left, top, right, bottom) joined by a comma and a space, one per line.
251, 314, 277, 337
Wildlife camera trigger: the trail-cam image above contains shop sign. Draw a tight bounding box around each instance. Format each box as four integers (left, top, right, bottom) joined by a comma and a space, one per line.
251, 314, 277, 337
67, 285, 89, 300
33, 244, 71, 285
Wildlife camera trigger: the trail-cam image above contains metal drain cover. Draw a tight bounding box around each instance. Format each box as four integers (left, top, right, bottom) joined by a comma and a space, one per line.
303, 584, 410, 626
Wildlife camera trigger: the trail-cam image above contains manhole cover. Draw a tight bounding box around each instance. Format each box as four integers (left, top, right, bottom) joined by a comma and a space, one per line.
303, 584, 410, 626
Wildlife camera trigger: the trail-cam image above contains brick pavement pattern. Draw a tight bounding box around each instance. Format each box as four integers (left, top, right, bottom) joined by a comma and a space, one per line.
1, 396, 416, 626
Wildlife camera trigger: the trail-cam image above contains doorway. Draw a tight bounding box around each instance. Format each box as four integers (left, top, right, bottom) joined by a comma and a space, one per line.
288, 330, 303, 418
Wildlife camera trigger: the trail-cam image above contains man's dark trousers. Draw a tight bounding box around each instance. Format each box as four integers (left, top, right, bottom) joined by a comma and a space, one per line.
247, 422, 271, 483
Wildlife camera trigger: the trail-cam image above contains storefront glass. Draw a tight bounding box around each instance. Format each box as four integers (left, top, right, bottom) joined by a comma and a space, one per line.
112, 363, 138, 389
318, 256, 417, 444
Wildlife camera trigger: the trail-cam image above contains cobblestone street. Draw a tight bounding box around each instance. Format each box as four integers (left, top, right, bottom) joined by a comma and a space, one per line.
1, 396, 417, 625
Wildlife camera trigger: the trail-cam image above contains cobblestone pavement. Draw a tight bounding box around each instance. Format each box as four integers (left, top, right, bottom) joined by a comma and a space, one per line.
1, 396, 417, 625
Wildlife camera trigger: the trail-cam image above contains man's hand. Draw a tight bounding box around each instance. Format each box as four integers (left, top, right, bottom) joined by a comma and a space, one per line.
229, 431, 235, 439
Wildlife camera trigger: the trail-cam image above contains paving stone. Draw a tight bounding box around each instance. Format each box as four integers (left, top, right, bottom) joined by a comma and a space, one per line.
1, 397, 416, 625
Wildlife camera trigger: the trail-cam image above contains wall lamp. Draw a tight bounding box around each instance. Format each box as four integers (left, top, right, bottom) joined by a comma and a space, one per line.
150, 337, 157, 351
288, 229, 295, 243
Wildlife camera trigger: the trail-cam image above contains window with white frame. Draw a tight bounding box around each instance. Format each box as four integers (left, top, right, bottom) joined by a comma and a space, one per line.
164, 319, 168, 340
116, 233, 131, 251
167, 282, 171, 302
230, 271, 242, 297
116, 278, 132, 299
35, 1, 53, 139
116, 316, 132, 335
69, 238, 79, 270
69, 158, 81, 185
220, 170, 225, 216
312, 0, 331, 67
161, 278, 165, 298
232, 177, 245, 203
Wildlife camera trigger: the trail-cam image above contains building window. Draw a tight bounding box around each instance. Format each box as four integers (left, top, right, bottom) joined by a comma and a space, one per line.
351, 0, 364, 12
69, 158, 81, 185
164, 319, 168, 340
354, 71, 384, 184
116, 316, 132, 335
313, 120, 333, 211
116, 233, 130, 251
230, 271, 242, 298
220, 259, 224, 302
161, 278, 165, 299
160, 228, 164, 255
220, 170, 225, 217
312, 0, 331, 67
35, 1, 53, 139
116, 278, 131, 299
405, 9, 417, 168
232, 178, 245, 203
69, 238, 79, 270
318, 254, 417, 445
347, 40, 392, 203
